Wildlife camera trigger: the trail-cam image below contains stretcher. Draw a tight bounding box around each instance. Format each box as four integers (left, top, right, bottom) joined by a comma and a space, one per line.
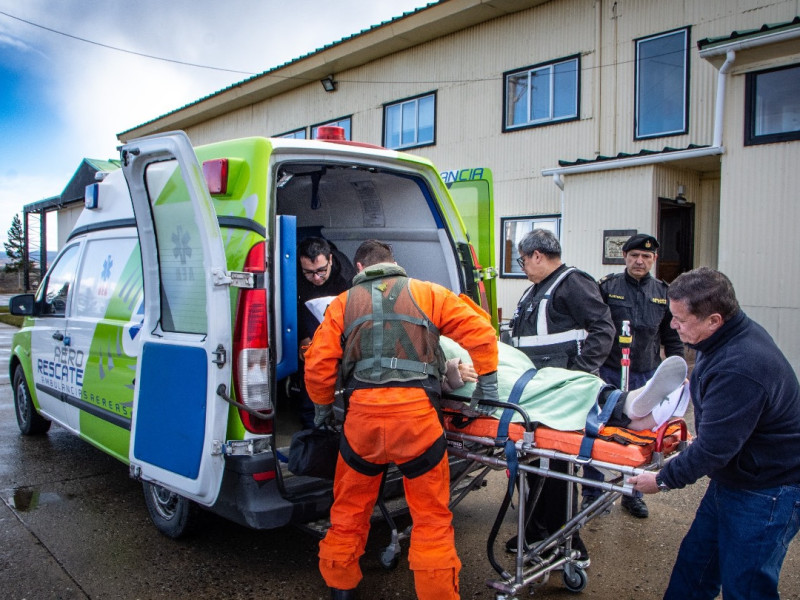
439, 383, 690, 599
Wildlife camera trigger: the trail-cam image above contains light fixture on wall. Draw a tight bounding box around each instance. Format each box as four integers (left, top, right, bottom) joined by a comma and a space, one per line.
675, 184, 688, 204
320, 75, 337, 93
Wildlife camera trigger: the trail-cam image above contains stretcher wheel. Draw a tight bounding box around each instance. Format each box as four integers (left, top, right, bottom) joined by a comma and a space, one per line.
562, 567, 588, 592
380, 546, 400, 570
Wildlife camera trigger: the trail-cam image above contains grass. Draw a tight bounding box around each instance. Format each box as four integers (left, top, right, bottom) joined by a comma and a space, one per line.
0, 305, 23, 328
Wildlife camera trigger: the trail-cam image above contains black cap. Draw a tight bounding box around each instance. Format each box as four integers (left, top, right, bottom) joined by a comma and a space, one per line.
622, 234, 659, 253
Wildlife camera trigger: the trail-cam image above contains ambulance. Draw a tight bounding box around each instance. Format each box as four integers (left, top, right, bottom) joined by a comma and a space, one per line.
8, 129, 496, 538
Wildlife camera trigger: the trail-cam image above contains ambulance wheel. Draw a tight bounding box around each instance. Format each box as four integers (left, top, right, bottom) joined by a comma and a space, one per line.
142, 481, 195, 539
13, 367, 51, 435
563, 567, 588, 592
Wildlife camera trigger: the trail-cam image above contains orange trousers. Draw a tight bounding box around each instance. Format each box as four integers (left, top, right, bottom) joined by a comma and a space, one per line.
318, 401, 461, 599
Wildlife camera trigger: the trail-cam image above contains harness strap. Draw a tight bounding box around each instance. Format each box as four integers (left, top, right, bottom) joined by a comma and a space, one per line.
339, 433, 388, 477
577, 386, 622, 462
353, 356, 437, 376
535, 267, 577, 335
338, 431, 447, 479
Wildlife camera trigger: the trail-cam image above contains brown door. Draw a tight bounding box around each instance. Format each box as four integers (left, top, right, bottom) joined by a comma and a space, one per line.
657, 198, 695, 283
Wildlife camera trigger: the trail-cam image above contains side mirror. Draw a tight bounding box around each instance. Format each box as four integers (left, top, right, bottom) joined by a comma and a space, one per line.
9, 294, 36, 317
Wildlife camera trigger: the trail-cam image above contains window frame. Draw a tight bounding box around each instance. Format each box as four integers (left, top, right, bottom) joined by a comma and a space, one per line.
502, 54, 581, 132
276, 128, 307, 140
634, 27, 691, 140
382, 91, 437, 150
310, 117, 352, 141
499, 215, 562, 278
744, 63, 800, 146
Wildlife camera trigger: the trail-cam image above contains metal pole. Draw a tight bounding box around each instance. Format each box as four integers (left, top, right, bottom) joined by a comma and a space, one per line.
619, 320, 632, 392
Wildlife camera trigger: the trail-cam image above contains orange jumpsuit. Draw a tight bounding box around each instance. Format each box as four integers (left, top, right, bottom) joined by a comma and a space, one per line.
305, 276, 497, 599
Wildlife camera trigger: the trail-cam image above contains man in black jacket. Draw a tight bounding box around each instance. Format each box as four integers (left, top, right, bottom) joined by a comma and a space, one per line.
630, 267, 800, 599
295, 237, 355, 428
505, 229, 614, 562
584, 234, 685, 518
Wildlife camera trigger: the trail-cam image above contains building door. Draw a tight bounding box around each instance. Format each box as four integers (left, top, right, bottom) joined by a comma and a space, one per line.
657, 198, 695, 283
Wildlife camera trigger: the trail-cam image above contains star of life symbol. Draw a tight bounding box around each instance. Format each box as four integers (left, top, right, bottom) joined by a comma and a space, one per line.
173, 224, 194, 280
98, 254, 113, 297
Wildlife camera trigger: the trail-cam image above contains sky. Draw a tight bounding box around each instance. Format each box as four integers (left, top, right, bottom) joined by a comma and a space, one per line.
0, 0, 431, 247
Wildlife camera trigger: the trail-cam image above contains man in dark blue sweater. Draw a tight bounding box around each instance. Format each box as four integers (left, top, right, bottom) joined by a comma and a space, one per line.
630, 267, 800, 599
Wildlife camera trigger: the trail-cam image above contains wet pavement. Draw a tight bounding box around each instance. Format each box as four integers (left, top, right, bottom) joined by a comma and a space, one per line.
1, 321, 800, 599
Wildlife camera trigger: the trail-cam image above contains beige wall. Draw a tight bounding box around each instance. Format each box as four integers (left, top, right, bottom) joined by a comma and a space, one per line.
119, 0, 800, 368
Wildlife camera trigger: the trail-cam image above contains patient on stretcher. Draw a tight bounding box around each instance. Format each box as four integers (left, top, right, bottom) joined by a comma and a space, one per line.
439, 337, 688, 432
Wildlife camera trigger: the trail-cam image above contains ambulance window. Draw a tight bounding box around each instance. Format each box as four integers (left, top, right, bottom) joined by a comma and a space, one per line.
145, 159, 208, 334
73, 238, 142, 320
38, 244, 80, 317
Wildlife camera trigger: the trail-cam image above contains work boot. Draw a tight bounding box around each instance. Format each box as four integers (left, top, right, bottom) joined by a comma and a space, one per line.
621, 495, 649, 518
504, 533, 543, 554
330, 588, 357, 599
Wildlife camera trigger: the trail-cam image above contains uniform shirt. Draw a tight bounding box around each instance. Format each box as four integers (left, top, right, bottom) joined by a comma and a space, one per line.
599, 271, 684, 374
510, 264, 614, 374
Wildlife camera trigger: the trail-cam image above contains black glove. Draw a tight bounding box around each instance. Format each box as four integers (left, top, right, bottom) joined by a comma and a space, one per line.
313, 403, 334, 428
470, 371, 499, 416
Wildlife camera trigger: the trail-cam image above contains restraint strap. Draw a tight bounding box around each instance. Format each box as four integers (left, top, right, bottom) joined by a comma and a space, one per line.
496, 367, 538, 496
577, 386, 622, 462
339, 433, 388, 477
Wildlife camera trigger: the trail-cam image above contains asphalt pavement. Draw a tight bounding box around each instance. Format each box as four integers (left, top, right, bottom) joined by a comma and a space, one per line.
1, 319, 800, 599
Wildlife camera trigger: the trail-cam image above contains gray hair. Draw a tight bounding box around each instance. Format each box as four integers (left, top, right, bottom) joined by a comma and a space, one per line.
518, 229, 562, 259
668, 267, 740, 321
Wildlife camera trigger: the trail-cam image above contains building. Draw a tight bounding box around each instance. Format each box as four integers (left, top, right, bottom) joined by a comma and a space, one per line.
108, 0, 799, 370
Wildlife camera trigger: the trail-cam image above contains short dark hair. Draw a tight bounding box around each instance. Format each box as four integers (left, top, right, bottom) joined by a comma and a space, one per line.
298, 237, 331, 261
518, 229, 561, 258
353, 239, 394, 268
668, 267, 740, 321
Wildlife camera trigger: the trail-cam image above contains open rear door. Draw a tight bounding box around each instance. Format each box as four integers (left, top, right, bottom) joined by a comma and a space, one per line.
443, 167, 497, 325
122, 132, 231, 506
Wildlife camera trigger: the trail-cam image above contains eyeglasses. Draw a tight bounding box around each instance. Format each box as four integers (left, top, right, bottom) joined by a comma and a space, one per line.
516, 255, 526, 269
302, 260, 330, 278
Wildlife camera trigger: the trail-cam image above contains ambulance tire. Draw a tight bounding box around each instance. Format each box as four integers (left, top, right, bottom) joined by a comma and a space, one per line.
13, 367, 51, 435
142, 481, 196, 539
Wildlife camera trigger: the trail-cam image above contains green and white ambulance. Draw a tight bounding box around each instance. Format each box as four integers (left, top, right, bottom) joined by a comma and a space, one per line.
8, 129, 496, 538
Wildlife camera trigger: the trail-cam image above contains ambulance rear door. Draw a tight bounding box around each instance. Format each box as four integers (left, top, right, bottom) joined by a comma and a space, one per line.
442, 167, 497, 326
121, 131, 232, 506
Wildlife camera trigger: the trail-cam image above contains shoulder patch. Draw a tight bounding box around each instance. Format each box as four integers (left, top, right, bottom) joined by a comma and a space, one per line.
651, 297, 667, 305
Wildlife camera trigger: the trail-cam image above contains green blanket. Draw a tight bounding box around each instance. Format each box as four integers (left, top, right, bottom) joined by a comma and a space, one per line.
440, 337, 605, 431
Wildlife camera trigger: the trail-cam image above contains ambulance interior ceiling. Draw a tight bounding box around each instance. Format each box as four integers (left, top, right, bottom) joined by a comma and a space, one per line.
275, 162, 460, 290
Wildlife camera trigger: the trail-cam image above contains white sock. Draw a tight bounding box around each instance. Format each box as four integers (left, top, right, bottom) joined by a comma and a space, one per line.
624, 356, 688, 418
650, 383, 690, 429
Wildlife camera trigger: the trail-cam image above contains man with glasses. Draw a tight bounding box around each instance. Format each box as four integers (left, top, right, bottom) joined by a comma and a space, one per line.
296, 237, 356, 428
504, 228, 614, 564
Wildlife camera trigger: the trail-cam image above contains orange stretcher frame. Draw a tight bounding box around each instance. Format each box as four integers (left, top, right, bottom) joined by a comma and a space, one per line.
443, 411, 687, 467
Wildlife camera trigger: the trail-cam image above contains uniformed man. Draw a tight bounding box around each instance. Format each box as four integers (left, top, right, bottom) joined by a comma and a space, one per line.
504, 228, 614, 560
584, 233, 685, 518
305, 239, 498, 600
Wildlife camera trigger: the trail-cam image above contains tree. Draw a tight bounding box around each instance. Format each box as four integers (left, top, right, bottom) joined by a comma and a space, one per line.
4, 214, 30, 273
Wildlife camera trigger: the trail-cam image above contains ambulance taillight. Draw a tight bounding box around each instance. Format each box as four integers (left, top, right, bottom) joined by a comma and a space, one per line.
232, 241, 273, 434
203, 159, 228, 195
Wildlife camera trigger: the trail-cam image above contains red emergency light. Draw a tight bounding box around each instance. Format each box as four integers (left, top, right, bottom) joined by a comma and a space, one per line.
314, 126, 385, 150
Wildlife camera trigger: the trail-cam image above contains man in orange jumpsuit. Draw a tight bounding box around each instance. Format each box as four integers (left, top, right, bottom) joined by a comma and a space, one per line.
305, 239, 499, 600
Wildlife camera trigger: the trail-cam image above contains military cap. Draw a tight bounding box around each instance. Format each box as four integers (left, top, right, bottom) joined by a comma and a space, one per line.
622, 233, 659, 253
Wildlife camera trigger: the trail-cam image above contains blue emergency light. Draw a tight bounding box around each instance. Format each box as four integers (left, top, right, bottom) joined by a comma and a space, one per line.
85, 183, 100, 209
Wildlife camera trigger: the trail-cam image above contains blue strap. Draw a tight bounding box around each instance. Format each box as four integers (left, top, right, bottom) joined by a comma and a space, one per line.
577, 387, 622, 462
496, 367, 537, 496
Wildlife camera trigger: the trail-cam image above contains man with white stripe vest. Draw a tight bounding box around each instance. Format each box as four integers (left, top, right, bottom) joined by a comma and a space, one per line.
504, 228, 614, 561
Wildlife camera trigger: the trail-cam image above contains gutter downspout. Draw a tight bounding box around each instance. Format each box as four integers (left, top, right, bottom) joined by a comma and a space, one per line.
714, 50, 736, 147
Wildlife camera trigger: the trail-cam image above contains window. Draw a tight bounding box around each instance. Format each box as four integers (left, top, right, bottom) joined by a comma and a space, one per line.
277, 128, 306, 139
500, 215, 561, 278
383, 92, 435, 149
37, 244, 80, 316
635, 28, 690, 139
745, 63, 800, 145
311, 117, 351, 140
504, 56, 579, 131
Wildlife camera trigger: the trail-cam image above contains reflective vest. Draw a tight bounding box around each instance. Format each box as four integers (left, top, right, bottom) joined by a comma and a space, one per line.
340, 263, 444, 393
508, 267, 588, 368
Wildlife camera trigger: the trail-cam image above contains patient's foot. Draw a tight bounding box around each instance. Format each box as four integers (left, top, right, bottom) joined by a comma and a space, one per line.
650, 382, 691, 429
624, 356, 687, 418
